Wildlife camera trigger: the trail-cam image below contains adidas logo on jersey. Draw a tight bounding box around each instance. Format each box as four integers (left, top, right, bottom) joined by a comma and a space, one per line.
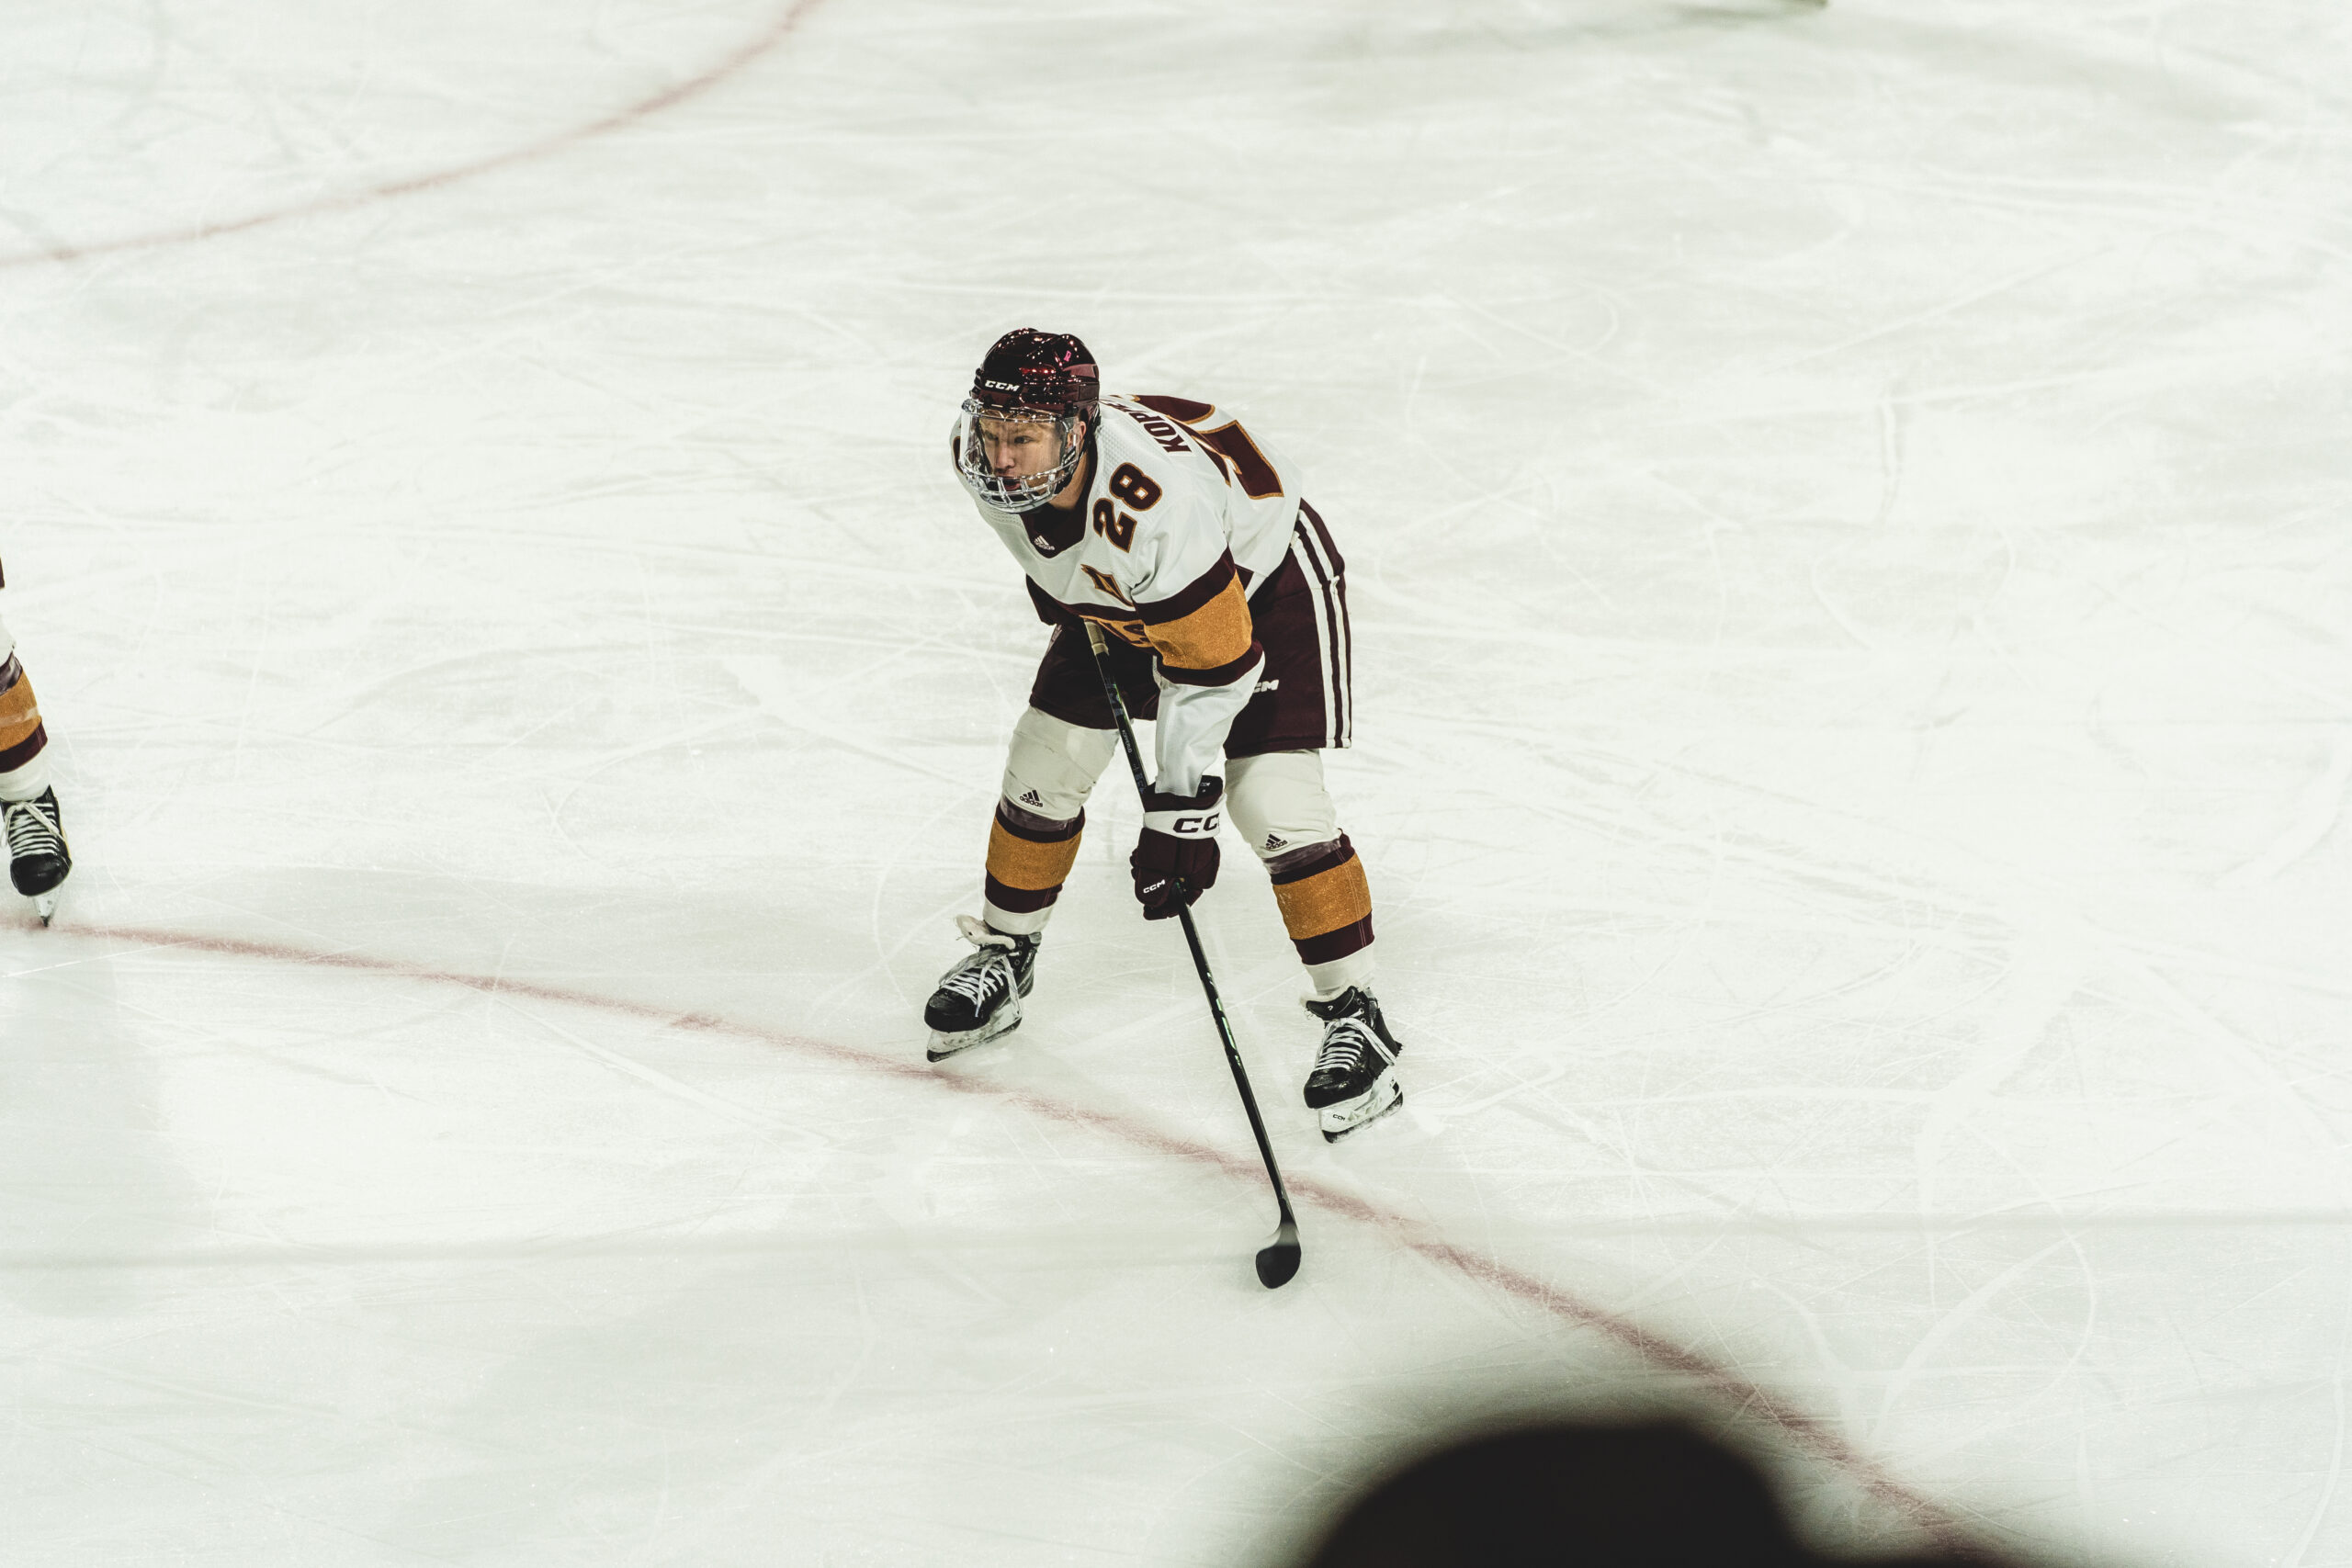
1020, 790, 1045, 807
1264, 833, 1287, 851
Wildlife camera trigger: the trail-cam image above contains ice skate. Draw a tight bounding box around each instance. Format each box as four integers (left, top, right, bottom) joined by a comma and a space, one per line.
924, 916, 1040, 1061
1302, 987, 1404, 1142
5, 786, 69, 926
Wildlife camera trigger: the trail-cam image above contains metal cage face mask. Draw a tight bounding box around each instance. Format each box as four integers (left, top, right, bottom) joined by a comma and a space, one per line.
955, 399, 1088, 511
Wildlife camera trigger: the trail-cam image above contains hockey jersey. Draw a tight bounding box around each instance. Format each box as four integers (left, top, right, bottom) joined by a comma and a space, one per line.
963, 394, 1304, 796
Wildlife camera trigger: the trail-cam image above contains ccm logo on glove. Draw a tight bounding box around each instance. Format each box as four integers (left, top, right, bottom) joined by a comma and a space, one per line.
1132, 776, 1224, 919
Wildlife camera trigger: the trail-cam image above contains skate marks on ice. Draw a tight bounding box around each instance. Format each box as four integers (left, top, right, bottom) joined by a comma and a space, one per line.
2218, 728, 2352, 889
16, 915, 1983, 1553
0, 952, 203, 1315
1339, 0, 1829, 64
1672, 0, 1828, 27
0, 0, 834, 271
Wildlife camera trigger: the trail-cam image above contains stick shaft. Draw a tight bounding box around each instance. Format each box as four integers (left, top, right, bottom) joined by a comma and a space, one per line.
1083, 624, 1298, 1229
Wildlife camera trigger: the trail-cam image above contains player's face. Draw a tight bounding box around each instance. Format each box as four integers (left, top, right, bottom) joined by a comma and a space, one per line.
978, 414, 1063, 481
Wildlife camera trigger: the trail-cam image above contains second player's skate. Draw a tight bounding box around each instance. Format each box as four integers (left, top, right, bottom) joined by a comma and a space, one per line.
924, 916, 1040, 1061
1302, 987, 1404, 1141
5, 786, 70, 926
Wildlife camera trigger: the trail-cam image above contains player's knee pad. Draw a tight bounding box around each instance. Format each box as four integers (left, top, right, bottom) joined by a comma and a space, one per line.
1225, 750, 1341, 861
1000, 707, 1115, 825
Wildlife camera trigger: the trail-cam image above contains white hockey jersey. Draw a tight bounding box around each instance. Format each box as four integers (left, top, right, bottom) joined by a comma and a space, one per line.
963, 394, 1305, 795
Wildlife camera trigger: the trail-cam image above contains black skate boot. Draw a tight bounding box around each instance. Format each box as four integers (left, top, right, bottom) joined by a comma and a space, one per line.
5, 786, 70, 925
924, 916, 1040, 1061
1302, 987, 1404, 1141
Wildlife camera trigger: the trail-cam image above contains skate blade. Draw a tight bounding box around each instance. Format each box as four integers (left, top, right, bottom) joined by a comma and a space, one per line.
32, 893, 56, 927
925, 998, 1023, 1062
1319, 1077, 1403, 1143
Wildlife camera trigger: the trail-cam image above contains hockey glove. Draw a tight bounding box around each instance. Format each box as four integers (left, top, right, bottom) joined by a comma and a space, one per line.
1131, 776, 1223, 919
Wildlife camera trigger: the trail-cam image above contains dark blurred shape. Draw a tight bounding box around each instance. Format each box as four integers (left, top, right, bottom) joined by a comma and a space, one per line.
1294, 1419, 1980, 1568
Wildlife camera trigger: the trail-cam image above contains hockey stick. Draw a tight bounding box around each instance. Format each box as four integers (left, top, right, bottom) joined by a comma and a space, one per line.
1084, 621, 1303, 1290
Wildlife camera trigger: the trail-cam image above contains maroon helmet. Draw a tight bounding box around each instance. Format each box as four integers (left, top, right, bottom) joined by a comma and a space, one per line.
955, 329, 1100, 510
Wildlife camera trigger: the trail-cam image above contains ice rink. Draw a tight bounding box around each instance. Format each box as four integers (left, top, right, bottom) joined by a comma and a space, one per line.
3, 0, 2348, 1562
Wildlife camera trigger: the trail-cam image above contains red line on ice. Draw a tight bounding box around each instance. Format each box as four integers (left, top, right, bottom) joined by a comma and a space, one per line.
63, 917, 1980, 1552
0, 0, 829, 270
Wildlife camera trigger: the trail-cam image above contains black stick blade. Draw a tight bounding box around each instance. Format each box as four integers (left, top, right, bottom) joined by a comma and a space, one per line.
1255, 1220, 1302, 1289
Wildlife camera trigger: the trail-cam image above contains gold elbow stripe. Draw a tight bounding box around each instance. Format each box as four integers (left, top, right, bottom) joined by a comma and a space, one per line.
987, 818, 1083, 893
1272, 854, 1373, 942
1146, 577, 1253, 673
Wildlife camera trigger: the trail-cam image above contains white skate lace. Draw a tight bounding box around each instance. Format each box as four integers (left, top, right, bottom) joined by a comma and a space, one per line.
1313, 1017, 1390, 1078
936, 916, 1019, 1008
6, 798, 61, 860
936, 950, 1012, 1008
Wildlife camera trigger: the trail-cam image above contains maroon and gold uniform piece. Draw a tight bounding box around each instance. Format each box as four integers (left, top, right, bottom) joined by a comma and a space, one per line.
1027, 497, 1354, 761
1269, 835, 1375, 970
0, 652, 45, 779
983, 803, 1086, 922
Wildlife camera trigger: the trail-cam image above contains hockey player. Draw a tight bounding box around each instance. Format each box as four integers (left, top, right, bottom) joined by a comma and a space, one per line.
924, 329, 1403, 1141
0, 596, 71, 924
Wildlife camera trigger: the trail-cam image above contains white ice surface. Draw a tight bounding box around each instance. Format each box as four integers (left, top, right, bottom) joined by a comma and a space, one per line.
2, 1, 2348, 1562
